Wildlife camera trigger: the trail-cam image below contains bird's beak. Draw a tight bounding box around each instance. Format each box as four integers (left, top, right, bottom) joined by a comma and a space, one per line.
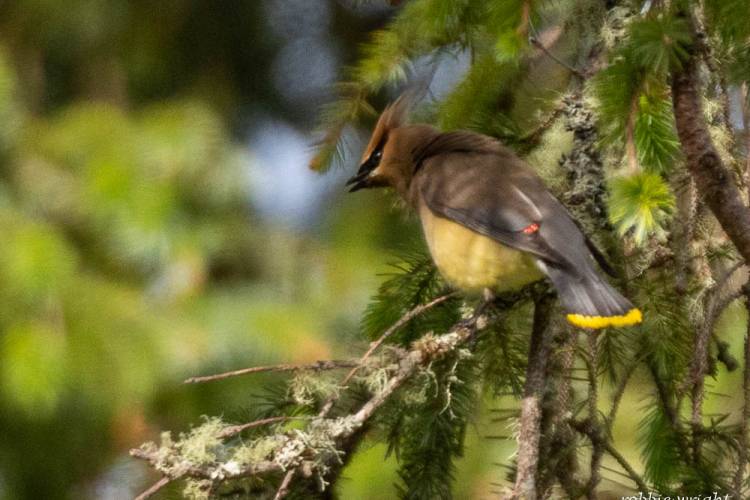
346, 162, 375, 192
345, 171, 370, 192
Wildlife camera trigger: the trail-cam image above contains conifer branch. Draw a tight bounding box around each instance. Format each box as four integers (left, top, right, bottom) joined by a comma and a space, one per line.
184, 360, 359, 384
133, 295, 498, 499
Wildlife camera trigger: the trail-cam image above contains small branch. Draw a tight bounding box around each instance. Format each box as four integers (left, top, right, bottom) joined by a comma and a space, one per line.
570, 419, 650, 493
625, 93, 640, 174
184, 360, 358, 384
339, 292, 455, 387
607, 357, 641, 425
670, 173, 696, 294
604, 442, 649, 494
585, 332, 603, 499
317, 292, 455, 418
528, 35, 584, 78
130, 446, 283, 479
733, 282, 750, 496
274, 470, 296, 500
741, 82, 750, 199
135, 476, 172, 500
512, 293, 554, 499
688, 324, 710, 464
647, 362, 692, 461
710, 290, 744, 328
217, 416, 311, 439
712, 262, 745, 296
343, 303, 491, 438
518, 98, 567, 153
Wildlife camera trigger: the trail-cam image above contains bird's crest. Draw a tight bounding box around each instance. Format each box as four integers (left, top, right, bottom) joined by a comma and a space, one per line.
360, 92, 413, 163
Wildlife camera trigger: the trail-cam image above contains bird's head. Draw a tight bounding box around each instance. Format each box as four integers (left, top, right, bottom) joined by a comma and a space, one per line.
346, 95, 438, 197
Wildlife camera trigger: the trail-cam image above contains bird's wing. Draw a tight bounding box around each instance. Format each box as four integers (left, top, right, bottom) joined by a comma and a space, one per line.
414, 134, 591, 270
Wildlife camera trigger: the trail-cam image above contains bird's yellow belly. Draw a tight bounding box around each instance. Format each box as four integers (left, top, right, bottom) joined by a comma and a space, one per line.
419, 204, 543, 293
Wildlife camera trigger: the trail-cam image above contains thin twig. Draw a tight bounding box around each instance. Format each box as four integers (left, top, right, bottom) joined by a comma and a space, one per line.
317, 292, 455, 417
647, 363, 692, 460
570, 420, 650, 493
134, 476, 172, 500
184, 360, 358, 384
742, 82, 750, 199
340, 292, 456, 387
607, 355, 642, 425
518, 98, 568, 152
708, 290, 742, 331
712, 261, 745, 295
733, 282, 750, 496
274, 470, 296, 500
585, 331, 603, 499
602, 443, 650, 494
625, 93, 640, 174
528, 35, 583, 78
687, 266, 723, 465
218, 416, 311, 439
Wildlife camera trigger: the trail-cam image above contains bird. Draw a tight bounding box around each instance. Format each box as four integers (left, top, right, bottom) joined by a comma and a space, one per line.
345, 95, 642, 329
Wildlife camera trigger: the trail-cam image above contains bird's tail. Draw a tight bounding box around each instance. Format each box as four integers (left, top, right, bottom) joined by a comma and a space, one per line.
542, 264, 642, 329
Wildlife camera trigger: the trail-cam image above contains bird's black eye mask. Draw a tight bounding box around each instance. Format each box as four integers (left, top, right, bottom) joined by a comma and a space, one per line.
345, 134, 387, 192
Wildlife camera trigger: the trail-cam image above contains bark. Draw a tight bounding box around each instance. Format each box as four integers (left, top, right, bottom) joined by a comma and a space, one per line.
670, 174, 696, 295
671, 57, 750, 264
512, 294, 554, 499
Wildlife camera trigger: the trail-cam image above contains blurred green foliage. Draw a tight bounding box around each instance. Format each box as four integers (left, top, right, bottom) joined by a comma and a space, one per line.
0, 46, 256, 496
0, 2, 410, 497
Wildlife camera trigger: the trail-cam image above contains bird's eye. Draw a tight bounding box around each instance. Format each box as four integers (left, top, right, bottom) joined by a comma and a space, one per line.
373, 149, 382, 161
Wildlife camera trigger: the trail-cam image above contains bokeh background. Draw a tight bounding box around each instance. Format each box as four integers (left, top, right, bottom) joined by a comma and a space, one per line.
0, 1, 746, 499
0, 1, 404, 498
0, 2, 468, 498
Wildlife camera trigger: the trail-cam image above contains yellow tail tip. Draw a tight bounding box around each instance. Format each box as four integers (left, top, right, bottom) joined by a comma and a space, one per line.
566, 308, 642, 329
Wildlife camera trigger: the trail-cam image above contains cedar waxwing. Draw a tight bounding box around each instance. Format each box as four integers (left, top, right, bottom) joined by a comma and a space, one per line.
346, 96, 642, 329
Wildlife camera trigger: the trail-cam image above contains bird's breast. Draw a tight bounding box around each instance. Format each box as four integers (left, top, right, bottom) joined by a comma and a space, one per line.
419, 203, 543, 292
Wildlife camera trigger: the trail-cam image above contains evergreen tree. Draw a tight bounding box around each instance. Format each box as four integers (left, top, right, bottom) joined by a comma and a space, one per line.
134, 0, 750, 498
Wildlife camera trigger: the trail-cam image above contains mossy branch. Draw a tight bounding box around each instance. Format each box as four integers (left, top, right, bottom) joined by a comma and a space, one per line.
131, 293, 502, 499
